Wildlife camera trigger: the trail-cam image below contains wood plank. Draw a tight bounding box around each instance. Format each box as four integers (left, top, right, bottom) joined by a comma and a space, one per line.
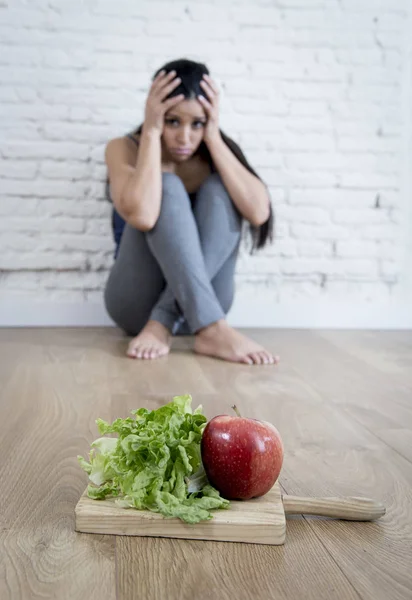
275, 399, 412, 600
316, 330, 412, 463
0, 336, 117, 600
259, 329, 412, 463
318, 330, 412, 378
116, 521, 360, 600
1, 327, 412, 600
239, 330, 412, 600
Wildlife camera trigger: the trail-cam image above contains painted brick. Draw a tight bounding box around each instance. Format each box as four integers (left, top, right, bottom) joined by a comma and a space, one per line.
0, 0, 409, 309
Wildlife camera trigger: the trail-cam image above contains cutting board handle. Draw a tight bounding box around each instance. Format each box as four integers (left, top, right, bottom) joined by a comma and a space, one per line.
282, 495, 386, 521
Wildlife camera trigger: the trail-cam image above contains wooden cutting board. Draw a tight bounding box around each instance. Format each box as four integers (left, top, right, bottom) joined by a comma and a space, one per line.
75, 482, 286, 545
75, 483, 385, 545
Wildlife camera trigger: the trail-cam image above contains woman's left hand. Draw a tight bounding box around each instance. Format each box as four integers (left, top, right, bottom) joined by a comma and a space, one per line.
198, 74, 221, 144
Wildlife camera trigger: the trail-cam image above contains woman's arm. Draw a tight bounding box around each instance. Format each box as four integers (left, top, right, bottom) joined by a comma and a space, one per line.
199, 74, 270, 228
105, 70, 184, 231
105, 130, 162, 231
205, 135, 270, 227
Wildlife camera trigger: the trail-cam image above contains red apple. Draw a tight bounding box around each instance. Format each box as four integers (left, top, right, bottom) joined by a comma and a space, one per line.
201, 406, 284, 500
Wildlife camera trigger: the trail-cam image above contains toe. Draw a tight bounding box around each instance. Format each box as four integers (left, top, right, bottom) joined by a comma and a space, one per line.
142, 348, 151, 359
135, 346, 144, 359
127, 345, 137, 358
260, 352, 270, 365
249, 352, 263, 365
257, 352, 266, 365
240, 354, 253, 365
126, 340, 137, 356
255, 351, 265, 364
149, 347, 159, 359
264, 351, 276, 365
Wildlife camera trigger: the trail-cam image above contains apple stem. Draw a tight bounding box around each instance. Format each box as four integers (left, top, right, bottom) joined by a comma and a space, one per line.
232, 405, 242, 418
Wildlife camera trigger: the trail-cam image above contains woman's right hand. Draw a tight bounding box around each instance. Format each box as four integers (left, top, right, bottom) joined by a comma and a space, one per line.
143, 70, 184, 135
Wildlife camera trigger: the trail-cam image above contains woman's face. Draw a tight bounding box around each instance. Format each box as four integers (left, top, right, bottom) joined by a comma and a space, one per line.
162, 99, 207, 161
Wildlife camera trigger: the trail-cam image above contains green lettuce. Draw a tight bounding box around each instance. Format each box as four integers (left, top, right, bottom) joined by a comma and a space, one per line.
78, 395, 229, 523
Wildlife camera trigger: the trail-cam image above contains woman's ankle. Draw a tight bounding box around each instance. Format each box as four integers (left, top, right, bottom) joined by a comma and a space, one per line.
146, 319, 173, 336
196, 319, 227, 337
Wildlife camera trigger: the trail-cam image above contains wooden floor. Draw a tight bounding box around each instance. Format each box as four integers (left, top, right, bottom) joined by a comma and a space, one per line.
1, 327, 411, 600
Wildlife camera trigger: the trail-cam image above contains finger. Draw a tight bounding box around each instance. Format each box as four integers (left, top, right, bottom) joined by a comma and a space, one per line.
200, 82, 216, 105
152, 69, 166, 84
203, 74, 219, 94
156, 71, 179, 91
153, 71, 176, 84
158, 78, 182, 102
200, 79, 216, 100
150, 71, 171, 95
163, 94, 185, 110
198, 94, 212, 113
157, 76, 181, 100
150, 71, 176, 96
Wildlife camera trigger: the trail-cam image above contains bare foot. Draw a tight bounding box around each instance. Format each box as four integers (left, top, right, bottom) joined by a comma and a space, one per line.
127, 320, 172, 360
194, 320, 279, 365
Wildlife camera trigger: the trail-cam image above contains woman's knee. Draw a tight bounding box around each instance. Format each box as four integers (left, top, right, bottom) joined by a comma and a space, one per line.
194, 175, 242, 244
153, 173, 191, 225
161, 172, 187, 199
196, 173, 241, 219
198, 173, 231, 200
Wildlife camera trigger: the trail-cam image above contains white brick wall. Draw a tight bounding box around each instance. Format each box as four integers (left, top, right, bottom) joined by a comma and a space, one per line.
1, 0, 411, 325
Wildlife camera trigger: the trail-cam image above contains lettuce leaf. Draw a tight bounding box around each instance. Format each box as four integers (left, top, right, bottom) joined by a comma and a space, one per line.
78, 395, 229, 523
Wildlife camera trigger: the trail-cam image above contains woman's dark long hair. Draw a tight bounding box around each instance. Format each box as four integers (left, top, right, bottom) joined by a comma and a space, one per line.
110, 58, 274, 251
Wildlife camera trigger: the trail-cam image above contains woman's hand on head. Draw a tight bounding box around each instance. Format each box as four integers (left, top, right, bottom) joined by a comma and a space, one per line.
198, 74, 221, 144
143, 70, 184, 136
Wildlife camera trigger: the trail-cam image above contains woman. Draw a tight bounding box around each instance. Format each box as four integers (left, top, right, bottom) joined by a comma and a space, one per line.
104, 58, 279, 366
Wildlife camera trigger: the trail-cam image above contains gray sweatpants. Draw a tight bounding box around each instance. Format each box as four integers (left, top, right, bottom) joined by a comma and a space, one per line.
104, 172, 242, 336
